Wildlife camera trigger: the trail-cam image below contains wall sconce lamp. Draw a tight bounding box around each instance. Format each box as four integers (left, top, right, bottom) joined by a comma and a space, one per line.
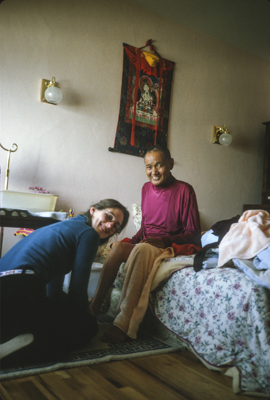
213, 125, 232, 146
40, 77, 62, 105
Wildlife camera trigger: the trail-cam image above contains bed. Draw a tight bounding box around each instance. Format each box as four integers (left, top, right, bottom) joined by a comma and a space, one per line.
100, 205, 270, 397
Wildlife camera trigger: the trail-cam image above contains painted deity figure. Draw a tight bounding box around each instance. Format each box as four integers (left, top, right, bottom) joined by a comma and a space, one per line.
130, 76, 159, 124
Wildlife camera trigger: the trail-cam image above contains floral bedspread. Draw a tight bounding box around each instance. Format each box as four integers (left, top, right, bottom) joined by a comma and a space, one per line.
149, 261, 270, 396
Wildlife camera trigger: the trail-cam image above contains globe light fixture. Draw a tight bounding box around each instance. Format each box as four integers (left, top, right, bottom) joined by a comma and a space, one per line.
40, 77, 62, 105
213, 125, 232, 146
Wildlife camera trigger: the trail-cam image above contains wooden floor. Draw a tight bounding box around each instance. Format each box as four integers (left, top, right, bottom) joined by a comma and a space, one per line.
0, 350, 265, 400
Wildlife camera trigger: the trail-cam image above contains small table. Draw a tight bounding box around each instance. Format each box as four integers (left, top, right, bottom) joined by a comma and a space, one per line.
0, 208, 66, 257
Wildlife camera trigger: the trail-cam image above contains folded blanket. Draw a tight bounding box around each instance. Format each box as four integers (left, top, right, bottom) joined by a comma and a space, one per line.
232, 258, 270, 290
253, 245, 270, 270
151, 255, 194, 290
172, 243, 201, 256
218, 210, 270, 267
113, 244, 174, 339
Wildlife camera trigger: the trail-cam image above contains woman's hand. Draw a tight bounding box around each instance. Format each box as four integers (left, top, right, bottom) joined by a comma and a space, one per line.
88, 298, 96, 317
140, 237, 166, 248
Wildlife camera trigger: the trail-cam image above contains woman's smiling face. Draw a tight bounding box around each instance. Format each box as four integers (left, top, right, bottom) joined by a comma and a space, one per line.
90, 207, 124, 239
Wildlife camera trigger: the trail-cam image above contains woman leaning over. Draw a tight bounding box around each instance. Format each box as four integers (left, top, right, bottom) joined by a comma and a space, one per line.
0, 199, 129, 364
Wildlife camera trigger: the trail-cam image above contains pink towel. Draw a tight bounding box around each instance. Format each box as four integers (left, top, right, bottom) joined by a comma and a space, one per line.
217, 210, 270, 267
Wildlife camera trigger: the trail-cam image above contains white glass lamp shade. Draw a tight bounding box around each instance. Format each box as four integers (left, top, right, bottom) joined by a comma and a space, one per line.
45, 85, 62, 104
219, 132, 232, 146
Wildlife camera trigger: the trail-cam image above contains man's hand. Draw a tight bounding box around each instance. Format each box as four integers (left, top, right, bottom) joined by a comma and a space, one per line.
140, 237, 166, 248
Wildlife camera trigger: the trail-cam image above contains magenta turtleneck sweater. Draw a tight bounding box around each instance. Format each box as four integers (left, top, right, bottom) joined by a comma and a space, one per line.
129, 175, 201, 247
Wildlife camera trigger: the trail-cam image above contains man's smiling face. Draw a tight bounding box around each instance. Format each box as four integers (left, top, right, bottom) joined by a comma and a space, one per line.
144, 150, 174, 187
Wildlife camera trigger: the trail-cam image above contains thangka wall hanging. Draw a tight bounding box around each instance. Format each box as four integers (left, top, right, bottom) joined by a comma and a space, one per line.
108, 40, 175, 157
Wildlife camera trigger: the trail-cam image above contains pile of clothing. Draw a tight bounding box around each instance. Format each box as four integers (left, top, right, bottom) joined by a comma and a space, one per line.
194, 210, 270, 289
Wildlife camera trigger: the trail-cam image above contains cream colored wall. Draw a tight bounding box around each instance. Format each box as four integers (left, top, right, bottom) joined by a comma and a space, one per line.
1, 0, 270, 254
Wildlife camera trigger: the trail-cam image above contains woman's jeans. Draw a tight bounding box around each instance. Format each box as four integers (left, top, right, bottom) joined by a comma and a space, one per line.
0, 273, 98, 365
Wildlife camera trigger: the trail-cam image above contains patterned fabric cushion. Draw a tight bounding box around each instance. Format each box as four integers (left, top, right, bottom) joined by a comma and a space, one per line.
132, 204, 142, 232
94, 242, 111, 264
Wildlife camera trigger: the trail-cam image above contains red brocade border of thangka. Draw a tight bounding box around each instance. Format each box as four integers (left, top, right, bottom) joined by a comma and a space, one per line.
109, 42, 175, 158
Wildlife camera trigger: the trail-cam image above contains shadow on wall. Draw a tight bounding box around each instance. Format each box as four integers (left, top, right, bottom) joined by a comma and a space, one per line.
230, 127, 265, 156
199, 212, 210, 233
57, 80, 85, 107
61, 89, 85, 107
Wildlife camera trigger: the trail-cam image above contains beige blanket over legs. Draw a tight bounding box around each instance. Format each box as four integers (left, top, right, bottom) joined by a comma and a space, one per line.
113, 243, 174, 339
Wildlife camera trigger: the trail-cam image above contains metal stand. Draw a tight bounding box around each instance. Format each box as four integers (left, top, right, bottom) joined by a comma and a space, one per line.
0, 143, 18, 257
